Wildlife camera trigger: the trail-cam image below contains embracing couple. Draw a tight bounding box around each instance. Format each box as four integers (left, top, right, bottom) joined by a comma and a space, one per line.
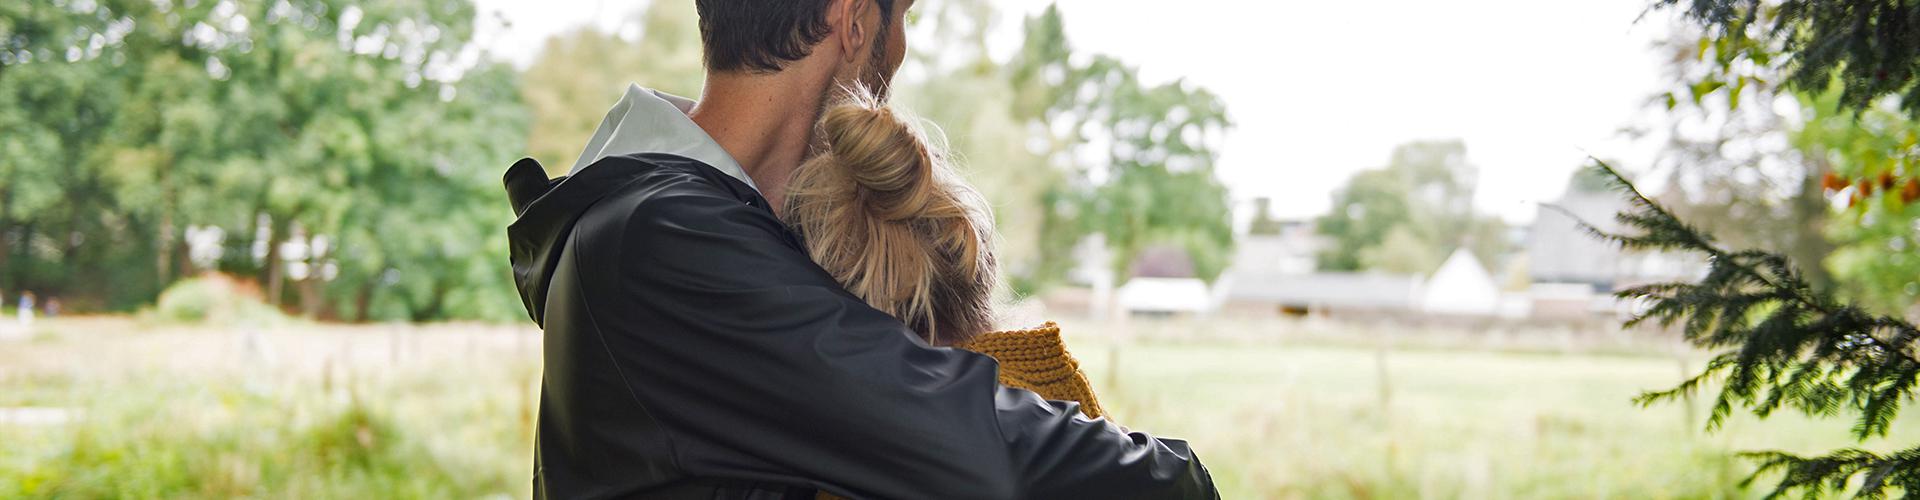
503, 1, 1216, 498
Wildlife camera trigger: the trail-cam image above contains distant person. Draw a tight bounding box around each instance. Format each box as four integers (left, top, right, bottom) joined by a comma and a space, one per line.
43, 297, 60, 318
17, 291, 33, 327
501, 0, 1216, 498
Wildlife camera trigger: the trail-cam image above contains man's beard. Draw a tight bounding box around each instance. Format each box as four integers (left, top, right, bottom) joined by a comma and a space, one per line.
860, 33, 893, 102
807, 27, 896, 159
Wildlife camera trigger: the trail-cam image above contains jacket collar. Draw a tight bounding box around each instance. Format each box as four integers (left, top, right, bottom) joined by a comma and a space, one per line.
571, 84, 760, 193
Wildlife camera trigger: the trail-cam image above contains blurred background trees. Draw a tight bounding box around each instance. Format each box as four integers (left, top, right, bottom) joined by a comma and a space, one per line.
520, 0, 704, 176
1624, 1, 1920, 495
1647, 0, 1920, 320
1005, 5, 1234, 292
0, 0, 1235, 319
2, 0, 528, 320
1314, 140, 1509, 275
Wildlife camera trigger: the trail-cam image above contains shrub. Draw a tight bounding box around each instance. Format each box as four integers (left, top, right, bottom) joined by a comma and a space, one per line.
151, 275, 287, 326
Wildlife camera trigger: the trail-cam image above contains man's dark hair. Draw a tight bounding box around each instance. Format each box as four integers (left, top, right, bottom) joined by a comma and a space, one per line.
695, 0, 894, 74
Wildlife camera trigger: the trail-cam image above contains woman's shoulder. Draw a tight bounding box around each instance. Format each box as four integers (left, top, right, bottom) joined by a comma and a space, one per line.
956, 321, 1071, 362
986, 321, 1063, 338
957, 320, 1109, 420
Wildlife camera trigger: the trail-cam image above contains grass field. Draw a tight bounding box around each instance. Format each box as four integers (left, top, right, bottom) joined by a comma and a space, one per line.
1, 315, 1914, 498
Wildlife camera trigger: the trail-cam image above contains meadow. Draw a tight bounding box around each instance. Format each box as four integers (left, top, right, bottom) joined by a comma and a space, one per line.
1, 315, 1914, 499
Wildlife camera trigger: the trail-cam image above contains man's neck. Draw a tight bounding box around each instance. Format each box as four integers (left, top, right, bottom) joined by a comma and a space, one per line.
688, 72, 827, 211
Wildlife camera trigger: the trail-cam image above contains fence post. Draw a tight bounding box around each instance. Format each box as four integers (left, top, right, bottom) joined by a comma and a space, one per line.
1375, 327, 1396, 487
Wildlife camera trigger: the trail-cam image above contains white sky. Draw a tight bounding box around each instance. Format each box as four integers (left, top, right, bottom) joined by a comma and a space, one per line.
470, 0, 1677, 223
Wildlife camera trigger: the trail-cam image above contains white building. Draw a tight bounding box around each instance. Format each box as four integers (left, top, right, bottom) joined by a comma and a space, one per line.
1419, 249, 1504, 317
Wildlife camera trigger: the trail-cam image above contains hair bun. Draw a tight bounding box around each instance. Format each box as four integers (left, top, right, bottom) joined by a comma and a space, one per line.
817, 89, 936, 221
781, 85, 1000, 345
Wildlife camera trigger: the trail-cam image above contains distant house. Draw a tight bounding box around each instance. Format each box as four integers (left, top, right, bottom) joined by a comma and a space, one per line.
1115, 278, 1217, 315
1113, 246, 1217, 315
1529, 190, 1703, 319
1233, 222, 1324, 277
1218, 220, 1434, 316
1529, 190, 1628, 287
1223, 271, 1425, 315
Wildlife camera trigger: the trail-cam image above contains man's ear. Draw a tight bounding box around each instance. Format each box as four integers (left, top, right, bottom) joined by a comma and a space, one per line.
832, 0, 871, 64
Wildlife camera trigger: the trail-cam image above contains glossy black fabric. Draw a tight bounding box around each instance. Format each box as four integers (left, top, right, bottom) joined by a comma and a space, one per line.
505, 153, 1218, 500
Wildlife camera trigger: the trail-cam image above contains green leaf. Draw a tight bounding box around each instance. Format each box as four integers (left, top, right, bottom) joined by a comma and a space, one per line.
1692, 80, 1727, 105
1729, 76, 1747, 110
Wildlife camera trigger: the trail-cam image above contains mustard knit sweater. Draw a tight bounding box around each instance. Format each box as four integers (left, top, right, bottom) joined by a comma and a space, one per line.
816, 322, 1106, 499
951, 321, 1107, 419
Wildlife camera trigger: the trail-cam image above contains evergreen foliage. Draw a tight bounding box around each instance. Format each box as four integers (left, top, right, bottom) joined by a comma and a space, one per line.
1573, 159, 1920, 498
1653, 0, 1920, 116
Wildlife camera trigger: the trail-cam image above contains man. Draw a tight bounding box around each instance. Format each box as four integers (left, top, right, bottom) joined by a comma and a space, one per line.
503, 1, 1218, 498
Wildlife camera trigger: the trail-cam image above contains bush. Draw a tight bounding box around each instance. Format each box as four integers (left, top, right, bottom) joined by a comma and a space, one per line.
1, 384, 493, 499
151, 275, 287, 326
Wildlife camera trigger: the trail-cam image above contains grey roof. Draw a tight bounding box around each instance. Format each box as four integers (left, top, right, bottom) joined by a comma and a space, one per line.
1225, 271, 1424, 310
1529, 192, 1628, 285
1130, 246, 1197, 279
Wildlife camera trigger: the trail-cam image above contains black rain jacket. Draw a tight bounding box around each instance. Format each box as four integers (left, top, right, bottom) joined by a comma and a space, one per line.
504, 153, 1219, 499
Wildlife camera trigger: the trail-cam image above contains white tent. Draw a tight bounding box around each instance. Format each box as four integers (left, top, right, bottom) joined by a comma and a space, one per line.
1421, 249, 1501, 316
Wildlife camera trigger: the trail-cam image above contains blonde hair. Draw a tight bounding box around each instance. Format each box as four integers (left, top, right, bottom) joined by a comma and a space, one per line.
783, 86, 998, 345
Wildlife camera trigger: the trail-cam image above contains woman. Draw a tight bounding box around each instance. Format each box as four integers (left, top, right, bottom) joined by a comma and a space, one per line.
782, 86, 1107, 422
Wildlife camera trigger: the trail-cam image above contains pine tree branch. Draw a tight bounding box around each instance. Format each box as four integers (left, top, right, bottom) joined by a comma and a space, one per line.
1741, 445, 1920, 500
1568, 159, 1920, 498
1574, 160, 1920, 368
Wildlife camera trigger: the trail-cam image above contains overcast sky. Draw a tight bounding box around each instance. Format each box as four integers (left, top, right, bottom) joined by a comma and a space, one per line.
470, 0, 1677, 223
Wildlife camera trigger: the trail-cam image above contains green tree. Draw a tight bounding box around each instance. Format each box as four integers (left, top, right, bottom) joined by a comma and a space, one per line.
890, 0, 1061, 294
1645, 16, 1916, 317
1585, 160, 1920, 498
1640, 27, 1837, 289
1360, 226, 1442, 275
1010, 5, 1235, 289
1634, 5, 1920, 493
0, 0, 528, 320
1788, 90, 1920, 318
1315, 140, 1508, 275
1654, 0, 1920, 115
521, 1, 703, 175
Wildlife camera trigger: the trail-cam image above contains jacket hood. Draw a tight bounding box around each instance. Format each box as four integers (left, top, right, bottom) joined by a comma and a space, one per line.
571, 84, 757, 191
506, 84, 765, 325
503, 157, 655, 326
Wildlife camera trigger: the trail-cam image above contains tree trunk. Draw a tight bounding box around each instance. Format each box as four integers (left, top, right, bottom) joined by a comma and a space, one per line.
298, 275, 322, 318
177, 241, 194, 279
1791, 160, 1835, 289
155, 158, 176, 286
0, 178, 12, 292
354, 280, 377, 323
413, 279, 449, 322
0, 221, 9, 294
63, 198, 82, 285
263, 218, 284, 307
156, 205, 174, 286
0, 232, 10, 296
10, 222, 32, 293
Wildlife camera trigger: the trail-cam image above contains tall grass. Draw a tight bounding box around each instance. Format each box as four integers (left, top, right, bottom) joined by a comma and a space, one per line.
1068, 317, 1919, 498
1, 316, 1913, 498
0, 319, 534, 499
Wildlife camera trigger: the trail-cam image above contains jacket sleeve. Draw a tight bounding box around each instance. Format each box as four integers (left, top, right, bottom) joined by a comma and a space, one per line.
568, 183, 1218, 499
